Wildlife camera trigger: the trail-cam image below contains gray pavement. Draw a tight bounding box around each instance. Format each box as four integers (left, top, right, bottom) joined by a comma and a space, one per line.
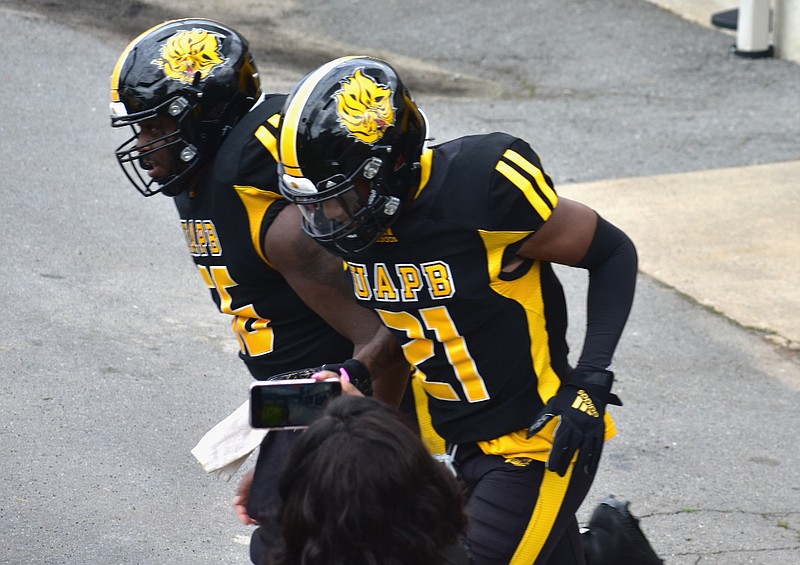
1, 1, 799, 563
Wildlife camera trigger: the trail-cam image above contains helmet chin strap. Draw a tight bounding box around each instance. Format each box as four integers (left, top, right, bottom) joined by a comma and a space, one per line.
160, 181, 188, 198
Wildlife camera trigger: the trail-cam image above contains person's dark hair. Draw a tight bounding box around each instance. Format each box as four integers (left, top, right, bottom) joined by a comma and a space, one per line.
269, 395, 468, 565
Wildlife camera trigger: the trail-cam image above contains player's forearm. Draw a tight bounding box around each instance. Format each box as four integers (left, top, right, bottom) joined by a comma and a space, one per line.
353, 327, 410, 407
575, 215, 638, 370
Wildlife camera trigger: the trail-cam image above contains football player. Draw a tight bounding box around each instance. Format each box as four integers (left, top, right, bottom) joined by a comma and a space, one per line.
109, 23, 409, 564
277, 56, 661, 564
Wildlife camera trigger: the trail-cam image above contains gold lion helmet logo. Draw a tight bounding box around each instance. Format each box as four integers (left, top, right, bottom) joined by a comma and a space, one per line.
334, 68, 396, 143
154, 29, 227, 83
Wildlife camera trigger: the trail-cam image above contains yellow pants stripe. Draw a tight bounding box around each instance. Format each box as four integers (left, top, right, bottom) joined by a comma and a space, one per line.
510, 464, 574, 564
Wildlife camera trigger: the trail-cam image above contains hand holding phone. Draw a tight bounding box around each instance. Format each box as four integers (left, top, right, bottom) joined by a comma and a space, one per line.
250, 378, 342, 430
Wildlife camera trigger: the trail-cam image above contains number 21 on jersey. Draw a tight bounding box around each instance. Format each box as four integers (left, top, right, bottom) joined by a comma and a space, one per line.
377, 306, 489, 403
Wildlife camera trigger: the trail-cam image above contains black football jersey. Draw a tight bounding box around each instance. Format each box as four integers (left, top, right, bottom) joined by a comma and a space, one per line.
345, 132, 571, 443
174, 94, 353, 378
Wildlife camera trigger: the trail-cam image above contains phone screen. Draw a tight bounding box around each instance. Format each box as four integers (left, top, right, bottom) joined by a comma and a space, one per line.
250, 379, 342, 430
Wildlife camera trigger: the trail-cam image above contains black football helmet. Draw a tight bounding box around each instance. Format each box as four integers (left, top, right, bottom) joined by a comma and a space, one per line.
278, 56, 428, 254
110, 18, 261, 196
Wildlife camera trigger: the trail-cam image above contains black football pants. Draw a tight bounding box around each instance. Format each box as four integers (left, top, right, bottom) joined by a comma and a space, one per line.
454, 442, 598, 565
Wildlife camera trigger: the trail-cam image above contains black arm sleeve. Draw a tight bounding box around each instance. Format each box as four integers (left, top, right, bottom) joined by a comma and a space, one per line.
574, 215, 638, 371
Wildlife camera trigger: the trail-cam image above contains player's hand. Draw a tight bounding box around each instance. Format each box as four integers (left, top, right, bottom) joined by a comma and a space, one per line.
319, 359, 372, 395
527, 370, 622, 476
233, 468, 259, 525
313, 364, 364, 397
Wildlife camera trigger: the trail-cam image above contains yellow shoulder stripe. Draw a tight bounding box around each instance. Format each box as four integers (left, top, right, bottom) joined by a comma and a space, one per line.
495, 149, 558, 220
233, 185, 282, 268
255, 117, 280, 162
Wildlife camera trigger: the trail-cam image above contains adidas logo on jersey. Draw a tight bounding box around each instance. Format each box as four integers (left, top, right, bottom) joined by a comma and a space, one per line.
376, 227, 398, 243
571, 389, 599, 418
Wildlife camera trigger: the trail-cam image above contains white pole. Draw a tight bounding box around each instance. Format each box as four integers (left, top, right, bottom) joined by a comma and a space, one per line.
774, 0, 800, 63
736, 0, 772, 56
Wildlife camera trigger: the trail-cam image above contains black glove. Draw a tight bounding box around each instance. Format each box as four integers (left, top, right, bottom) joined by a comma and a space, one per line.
527, 370, 622, 477
321, 359, 372, 396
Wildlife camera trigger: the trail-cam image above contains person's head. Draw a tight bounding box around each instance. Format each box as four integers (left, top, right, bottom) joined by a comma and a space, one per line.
273, 395, 467, 565
109, 18, 261, 197
278, 56, 428, 254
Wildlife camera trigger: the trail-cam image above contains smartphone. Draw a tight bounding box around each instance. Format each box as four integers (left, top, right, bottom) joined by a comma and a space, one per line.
250, 378, 342, 430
